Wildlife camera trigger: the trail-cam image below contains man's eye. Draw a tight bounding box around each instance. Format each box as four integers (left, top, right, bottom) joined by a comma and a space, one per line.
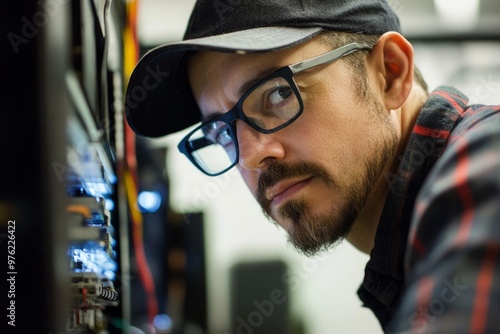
203, 121, 230, 143
215, 126, 232, 145
268, 86, 293, 107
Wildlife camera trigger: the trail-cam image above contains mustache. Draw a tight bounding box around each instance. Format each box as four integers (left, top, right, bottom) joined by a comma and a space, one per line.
256, 161, 335, 208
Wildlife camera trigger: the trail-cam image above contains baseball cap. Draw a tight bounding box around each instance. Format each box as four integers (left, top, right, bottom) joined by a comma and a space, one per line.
125, 0, 401, 137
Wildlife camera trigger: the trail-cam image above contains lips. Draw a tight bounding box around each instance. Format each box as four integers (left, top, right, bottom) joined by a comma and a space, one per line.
266, 176, 313, 207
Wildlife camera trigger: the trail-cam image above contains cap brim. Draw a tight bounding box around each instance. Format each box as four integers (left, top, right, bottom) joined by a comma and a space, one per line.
125, 27, 323, 137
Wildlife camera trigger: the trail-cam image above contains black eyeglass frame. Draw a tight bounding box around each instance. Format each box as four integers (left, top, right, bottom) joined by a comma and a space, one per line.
178, 42, 372, 176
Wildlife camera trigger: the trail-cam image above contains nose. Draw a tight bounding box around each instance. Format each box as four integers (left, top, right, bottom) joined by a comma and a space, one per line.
236, 120, 285, 171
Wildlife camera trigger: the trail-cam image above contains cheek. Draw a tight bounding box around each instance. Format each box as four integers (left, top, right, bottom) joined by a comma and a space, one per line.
296, 98, 378, 178
292, 101, 351, 160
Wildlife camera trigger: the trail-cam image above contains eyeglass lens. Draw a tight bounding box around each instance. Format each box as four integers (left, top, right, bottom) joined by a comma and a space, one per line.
185, 76, 301, 175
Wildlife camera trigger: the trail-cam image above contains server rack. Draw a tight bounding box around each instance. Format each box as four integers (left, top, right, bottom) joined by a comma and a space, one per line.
2, 1, 129, 333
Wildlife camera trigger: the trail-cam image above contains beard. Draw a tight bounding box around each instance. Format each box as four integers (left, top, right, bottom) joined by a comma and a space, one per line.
256, 99, 398, 257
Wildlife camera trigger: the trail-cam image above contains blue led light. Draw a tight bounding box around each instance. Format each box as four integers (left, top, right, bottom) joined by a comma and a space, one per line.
69, 247, 117, 277
138, 191, 162, 213
153, 314, 173, 331
104, 270, 116, 281
105, 199, 115, 211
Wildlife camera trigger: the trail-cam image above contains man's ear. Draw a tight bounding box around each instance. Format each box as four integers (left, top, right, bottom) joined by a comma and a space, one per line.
368, 32, 414, 110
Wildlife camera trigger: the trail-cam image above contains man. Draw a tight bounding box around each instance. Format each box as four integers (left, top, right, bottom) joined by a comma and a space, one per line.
125, 0, 500, 332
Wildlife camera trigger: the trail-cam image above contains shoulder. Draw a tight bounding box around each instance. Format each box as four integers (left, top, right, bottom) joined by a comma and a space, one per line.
448, 102, 500, 144
407, 105, 500, 267
386, 106, 500, 333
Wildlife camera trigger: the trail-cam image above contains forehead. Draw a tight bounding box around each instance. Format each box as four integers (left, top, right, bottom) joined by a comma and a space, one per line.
186, 37, 328, 115
188, 36, 328, 77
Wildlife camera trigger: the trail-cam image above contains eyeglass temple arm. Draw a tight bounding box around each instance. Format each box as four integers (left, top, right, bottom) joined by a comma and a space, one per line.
289, 42, 372, 74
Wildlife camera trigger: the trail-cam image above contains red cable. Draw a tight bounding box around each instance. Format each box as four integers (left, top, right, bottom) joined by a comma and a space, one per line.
124, 0, 159, 325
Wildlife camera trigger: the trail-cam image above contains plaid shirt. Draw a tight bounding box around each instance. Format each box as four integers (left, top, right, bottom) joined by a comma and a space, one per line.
357, 86, 500, 333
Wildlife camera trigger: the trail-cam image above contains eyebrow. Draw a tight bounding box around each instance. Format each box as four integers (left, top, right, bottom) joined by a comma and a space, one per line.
237, 66, 280, 97
200, 65, 281, 123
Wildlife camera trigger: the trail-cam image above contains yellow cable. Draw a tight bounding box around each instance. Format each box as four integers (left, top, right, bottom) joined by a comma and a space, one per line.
123, 168, 143, 241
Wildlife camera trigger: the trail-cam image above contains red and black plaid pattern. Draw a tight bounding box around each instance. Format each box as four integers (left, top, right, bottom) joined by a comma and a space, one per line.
357, 86, 500, 333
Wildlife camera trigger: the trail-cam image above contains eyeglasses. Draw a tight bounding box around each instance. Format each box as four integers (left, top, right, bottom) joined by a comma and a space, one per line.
178, 42, 372, 176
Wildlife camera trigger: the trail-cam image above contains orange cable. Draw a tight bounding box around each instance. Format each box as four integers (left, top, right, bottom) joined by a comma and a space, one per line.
123, 0, 159, 324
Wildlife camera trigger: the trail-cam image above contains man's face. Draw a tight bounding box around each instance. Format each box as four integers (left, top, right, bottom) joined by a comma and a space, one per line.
188, 38, 399, 256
